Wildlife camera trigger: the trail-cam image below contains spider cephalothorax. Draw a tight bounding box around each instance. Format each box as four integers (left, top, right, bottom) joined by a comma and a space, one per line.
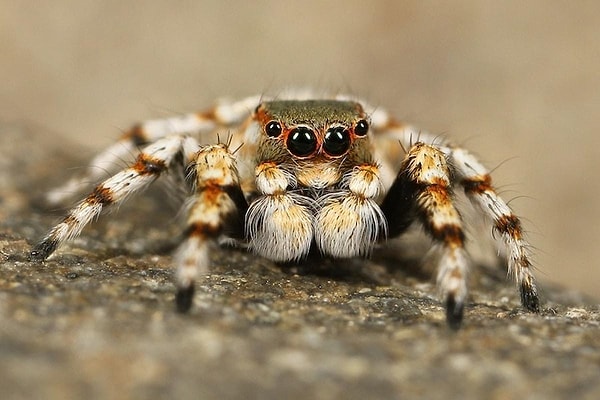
245, 100, 387, 263
30, 91, 540, 328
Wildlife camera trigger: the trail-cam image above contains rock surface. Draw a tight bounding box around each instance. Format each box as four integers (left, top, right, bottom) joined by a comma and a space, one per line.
1, 124, 599, 400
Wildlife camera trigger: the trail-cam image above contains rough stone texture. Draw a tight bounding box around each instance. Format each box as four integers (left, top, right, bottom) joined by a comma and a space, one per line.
1, 124, 599, 400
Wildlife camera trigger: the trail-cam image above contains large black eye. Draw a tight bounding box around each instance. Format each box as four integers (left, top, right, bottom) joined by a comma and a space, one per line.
286, 127, 317, 157
323, 126, 351, 156
265, 120, 282, 137
354, 119, 369, 136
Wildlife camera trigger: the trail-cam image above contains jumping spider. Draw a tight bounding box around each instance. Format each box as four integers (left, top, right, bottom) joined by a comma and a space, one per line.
30, 91, 540, 328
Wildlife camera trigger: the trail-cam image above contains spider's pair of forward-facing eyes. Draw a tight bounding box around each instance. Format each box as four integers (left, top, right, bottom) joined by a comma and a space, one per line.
264, 119, 369, 158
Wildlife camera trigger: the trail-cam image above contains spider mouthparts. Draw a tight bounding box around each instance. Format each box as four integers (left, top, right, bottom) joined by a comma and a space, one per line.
175, 284, 195, 313
445, 295, 464, 330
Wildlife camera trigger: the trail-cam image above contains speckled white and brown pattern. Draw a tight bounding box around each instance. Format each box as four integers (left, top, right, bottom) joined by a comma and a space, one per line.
30, 90, 540, 328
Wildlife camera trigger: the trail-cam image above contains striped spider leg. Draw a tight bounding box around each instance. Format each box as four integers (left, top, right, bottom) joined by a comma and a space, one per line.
371, 109, 540, 327
380, 141, 471, 328
450, 146, 540, 312
173, 141, 248, 311
30, 134, 201, 261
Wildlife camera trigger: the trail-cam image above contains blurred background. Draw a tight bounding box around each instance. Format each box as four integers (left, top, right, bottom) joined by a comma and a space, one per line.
1, 1, 598, 298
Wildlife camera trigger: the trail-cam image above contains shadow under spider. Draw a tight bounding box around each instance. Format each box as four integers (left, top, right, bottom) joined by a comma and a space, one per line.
276, 244, 433, 287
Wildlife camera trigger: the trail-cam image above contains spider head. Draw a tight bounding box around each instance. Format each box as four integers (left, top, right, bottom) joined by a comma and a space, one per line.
254, 100, 370, 161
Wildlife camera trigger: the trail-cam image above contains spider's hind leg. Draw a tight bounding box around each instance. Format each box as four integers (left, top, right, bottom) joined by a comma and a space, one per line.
46, 95, 261, 205
30, 135, 191, 261
449, 147, 540, 313
381, 142, 469, 329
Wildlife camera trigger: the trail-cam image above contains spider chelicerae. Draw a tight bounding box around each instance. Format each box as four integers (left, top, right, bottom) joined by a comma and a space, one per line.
30, 91, 540, 328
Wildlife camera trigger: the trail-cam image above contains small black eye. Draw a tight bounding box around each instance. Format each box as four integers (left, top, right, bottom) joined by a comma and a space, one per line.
287, 127, 317, 157
265, 120, 282, 137
354, 119, 369, 136
323, 127, 351, 156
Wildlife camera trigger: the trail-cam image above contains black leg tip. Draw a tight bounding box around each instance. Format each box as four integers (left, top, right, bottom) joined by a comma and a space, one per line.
521, 285, 540, 313
175, 284, 195, 313
29, 239, 57, 262
446, 295, 464, 330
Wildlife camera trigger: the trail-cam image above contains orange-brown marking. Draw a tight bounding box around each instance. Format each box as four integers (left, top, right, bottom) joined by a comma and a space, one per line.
133, 153, 167, 175
462, 175, 492, 194
431, 224, 465, 248
253, 104, 271, 126
418, 186, 465, 247
256, 161, 278, 173
86, 185, 114, 205
62, 214, 81, 226
357, 164, 379, 180
422, 185, 453, 206
518, 254, 532, 269
123, 124, 148, 146
449, 267, 464, 279
378, 118, 407, 131
184, 184, 235, 239
185, 222, 220, 238
200, 184, 224, 204
197, 108, 217, 122
495, 214, 523, 240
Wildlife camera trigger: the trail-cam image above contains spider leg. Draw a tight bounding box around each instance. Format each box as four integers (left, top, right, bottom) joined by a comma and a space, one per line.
173, 143, 248, 312
47, 95, 262, 205
30, 135, 190, 261
448, 147, 540, 313
370, 110, 540, 317
381, 142, 468, 329
365, 104, 441, 147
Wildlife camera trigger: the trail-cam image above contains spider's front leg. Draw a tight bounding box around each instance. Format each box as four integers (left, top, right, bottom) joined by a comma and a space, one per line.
174, 144, 249, 312
449, 147, 540, 312
381, 142, 469, 329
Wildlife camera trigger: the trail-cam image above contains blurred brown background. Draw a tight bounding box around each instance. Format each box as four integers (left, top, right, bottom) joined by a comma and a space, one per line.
1, 1, 598, 298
